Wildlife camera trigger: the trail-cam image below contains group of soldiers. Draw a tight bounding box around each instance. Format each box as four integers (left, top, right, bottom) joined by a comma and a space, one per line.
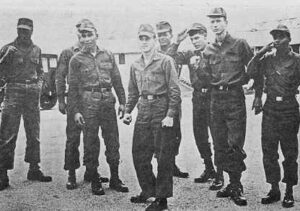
0, 6, 299, 211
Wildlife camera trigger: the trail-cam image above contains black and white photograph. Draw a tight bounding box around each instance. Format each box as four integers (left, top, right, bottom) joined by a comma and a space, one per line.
0, 0, 300, 210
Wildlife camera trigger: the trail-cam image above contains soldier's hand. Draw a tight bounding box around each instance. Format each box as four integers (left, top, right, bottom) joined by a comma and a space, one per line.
74, 113, 85, 127
118, 104, 125, 119
123, 113, 132, 125
162, 116, 174, 127
252, 97, 263, 115
6, 46, 17, 54
242, 79, 254, 91
59, 102, 67, 115
190, 55, 200, 69
258, 42, 274, 56
176, 29, 188, 44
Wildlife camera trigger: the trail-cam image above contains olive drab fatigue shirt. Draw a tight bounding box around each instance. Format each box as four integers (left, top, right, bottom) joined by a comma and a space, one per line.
68, 46, 126, 114
125, 50, 181, 118
203, 33, 253, 87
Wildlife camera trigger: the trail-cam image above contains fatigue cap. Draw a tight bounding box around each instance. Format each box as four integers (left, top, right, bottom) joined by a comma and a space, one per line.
207, 7, 227, 19
138, 24, 156, 38
187, 23, 207, 35
17, 18, 33, 30
270, 24, 291, 39
77, 19, 96, 32
156, 21, 172, 33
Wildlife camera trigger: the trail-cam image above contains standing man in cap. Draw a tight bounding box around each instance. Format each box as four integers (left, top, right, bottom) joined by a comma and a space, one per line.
123, 23, 181, 211
56, 19, 109, 190
0, 18, 52, 190
248, 24, 300, 208
204, 7, 254, 206
68, 19, 128, 195
155, 21, 188, 178
168, 23, 224, 190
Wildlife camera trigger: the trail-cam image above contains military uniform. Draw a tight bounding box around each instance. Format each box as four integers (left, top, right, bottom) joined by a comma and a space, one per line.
56, 44, 82, 170
0, 18, 51, 190
205, 8, 253, 206
68, 46, 125, 170
248, 24, 300, 208
156, 21, 188, 178
126, 25, 181, 201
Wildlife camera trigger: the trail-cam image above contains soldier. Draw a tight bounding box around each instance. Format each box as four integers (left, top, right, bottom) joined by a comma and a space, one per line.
68, 19, 128, 195
167, 23, 224, 189
123, 24, 181, 211
248, 24, 300, 208
155, 21, 188, 178
56, 19, 108, 190
204, 8, 254, 206
0, 18, 52, 191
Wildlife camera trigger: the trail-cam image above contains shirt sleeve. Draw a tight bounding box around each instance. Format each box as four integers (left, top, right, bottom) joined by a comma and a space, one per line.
110, 52, 126, 105
125, 64, 139, 114
68, 57, 81, 114
164, 56, 181, 118
56, 49, 69, 103
247, 53, 267, 98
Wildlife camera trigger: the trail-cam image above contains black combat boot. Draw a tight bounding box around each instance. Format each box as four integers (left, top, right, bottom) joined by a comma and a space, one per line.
84, 169, 109, 183
109, 165, 129, 193
261, 183, 280, 204
89, 168, 105, 195
145, 198, 168, 211
66, 170, 77, 190
282, 184, 294, 208
27, 163, 52, 182
173, 160, 189, 178
230, 183, 247, 206
194, 158, 216, 183
0, 169, 9, 191
209, 168, 224, 190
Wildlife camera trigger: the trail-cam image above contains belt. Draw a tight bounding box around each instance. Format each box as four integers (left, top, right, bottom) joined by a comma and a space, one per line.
9, 79, 38, 84
213, 85, 238, 91
267, 95, 295, 102
83, 87, 111, 92
141, 94, 166, 100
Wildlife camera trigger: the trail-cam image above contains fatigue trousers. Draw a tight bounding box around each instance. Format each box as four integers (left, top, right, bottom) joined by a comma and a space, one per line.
63, 102, 83, 170
262, 97, 299, 186
0, 83, 41, 170
210, 88, 247, 174
80, 91, 120, 170
192, 91, 213, 160
132, 97, 175, 198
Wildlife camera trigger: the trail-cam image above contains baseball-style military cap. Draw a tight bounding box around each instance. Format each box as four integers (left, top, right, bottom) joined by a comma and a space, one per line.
270, 24, 291, 38
17, 18, 33, 30
138, 24, 155, 37
156, 21, 172, 33
207, 7, 227, 19
77, 19, 96, 32
187, 23, 207, 34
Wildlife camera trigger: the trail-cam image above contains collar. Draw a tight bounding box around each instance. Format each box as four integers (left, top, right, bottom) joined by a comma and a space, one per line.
81, 45, 105, 55
213, 32, 233, 46
13, 38, 34, 49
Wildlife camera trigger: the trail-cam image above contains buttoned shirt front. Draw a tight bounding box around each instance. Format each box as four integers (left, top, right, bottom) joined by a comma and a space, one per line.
203, 33, 253, 87
68, 46, 125, 114
126, 50, 181, 117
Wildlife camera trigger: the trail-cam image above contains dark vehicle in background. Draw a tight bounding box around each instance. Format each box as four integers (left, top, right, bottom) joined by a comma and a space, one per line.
40, 53, 58, 110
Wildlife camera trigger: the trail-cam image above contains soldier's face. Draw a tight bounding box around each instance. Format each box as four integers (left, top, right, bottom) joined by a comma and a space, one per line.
209, 17, 227, 35
272, 32, 290, 50
17, 28, 32, 44
139, 35, 156, 53
157, 31, 172, 47
78, 30, 98, 49
189, 33, 207, 50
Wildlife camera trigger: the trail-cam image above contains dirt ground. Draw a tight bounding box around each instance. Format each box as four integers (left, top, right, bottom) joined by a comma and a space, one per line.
0, 83, 299, 210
